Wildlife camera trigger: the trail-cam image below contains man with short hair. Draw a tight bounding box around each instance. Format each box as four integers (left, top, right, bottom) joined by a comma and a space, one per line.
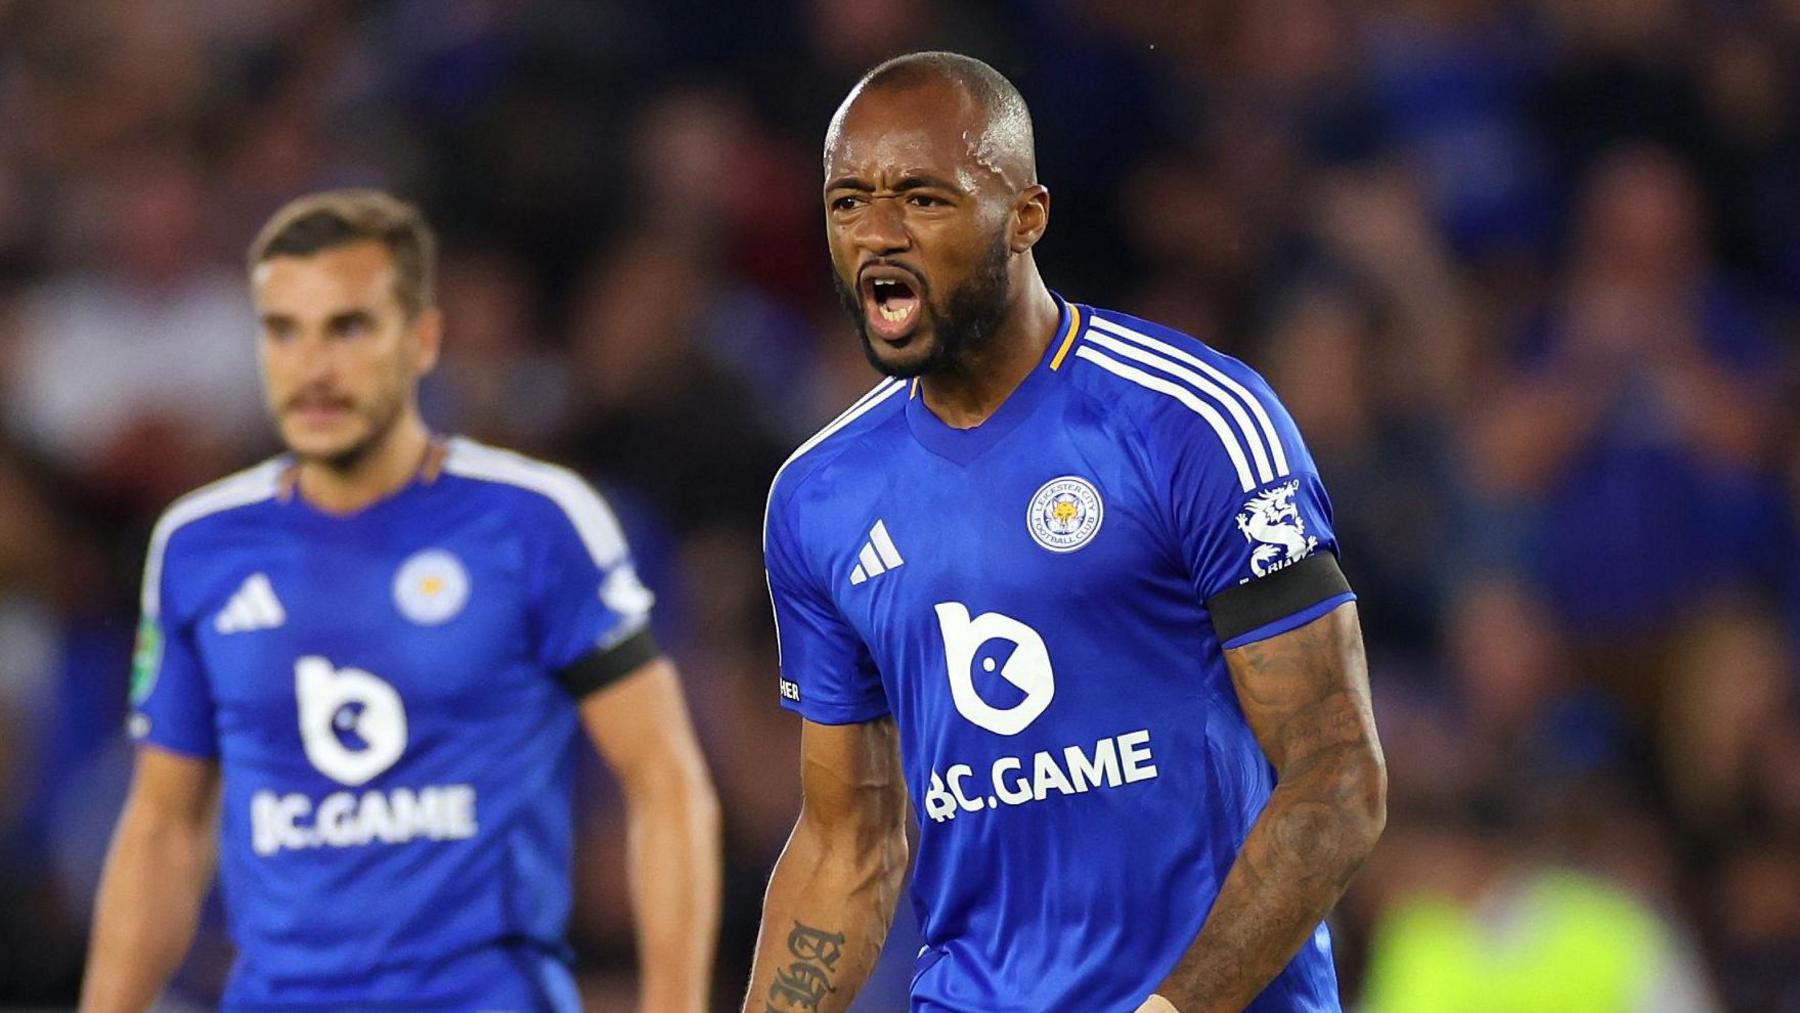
746, 53, 1385, 1012
83, 189, 721, 1012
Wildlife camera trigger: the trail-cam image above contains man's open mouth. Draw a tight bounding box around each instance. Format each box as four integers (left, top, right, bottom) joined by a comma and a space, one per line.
860, 266, 924, 342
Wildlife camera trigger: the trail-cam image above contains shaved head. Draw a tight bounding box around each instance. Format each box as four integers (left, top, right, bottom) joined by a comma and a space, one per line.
828, 51, 1037, 191
821, 50, 1051, 379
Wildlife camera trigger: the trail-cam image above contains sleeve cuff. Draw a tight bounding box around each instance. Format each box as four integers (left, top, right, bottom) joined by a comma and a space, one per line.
131, 719, 220, 760
1218, 591, 1356, 650
557, 626, 663, 698
778, 692, 891, 725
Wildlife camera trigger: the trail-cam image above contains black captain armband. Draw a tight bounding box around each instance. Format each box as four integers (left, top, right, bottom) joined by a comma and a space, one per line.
556, 626, 663, 698
1206, 552, 1352, 646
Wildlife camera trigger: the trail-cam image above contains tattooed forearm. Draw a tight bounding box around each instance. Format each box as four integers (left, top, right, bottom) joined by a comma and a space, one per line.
1149, 604, 1384, 1011
744, 719, 908, 1013
1158, 750, 1383, 1007
764, 922, 847, 1011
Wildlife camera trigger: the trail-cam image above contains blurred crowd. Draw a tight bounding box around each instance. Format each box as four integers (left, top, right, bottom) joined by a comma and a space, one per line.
2, 0, 1799, 1009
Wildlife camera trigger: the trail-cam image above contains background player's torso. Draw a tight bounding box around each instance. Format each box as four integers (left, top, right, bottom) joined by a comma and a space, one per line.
198, 478, 569, 800
138, 442, 650, 1010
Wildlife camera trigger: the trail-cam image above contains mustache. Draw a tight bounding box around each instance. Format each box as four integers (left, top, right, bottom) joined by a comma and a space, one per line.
282, 390, 354, 413
855, 259, 930, 294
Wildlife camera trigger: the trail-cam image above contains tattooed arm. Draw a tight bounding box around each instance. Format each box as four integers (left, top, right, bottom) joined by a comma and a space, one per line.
744, 717, 909, 1013
1142, 602, 1385, 1012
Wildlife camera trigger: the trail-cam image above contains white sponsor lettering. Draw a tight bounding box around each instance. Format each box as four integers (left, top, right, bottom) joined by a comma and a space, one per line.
991, 757, 1031, 806
923, 729, 1158, 823
946, 764, 985, 812
1119, 729, 1159, 783
251, 784, 478, 856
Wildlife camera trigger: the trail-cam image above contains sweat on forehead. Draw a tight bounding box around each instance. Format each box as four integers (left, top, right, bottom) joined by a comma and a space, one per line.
825, 51, 1037, 189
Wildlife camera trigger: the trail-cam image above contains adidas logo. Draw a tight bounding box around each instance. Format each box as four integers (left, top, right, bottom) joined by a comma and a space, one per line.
216, 573, 287, 634
849, 520, 904, 586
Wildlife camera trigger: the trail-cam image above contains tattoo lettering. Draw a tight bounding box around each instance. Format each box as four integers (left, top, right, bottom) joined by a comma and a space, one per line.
765, 922, 847, 1010
788, 922, 846, 968
768, 963, 831, 1009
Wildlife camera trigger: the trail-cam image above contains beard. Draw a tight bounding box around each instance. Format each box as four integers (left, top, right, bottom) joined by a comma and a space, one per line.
281, 383, 407, 473
834, 230, 1012, 379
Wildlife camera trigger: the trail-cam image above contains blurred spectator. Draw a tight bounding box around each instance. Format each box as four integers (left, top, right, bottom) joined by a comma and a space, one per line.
1360, 0, 1554, 261
1469, 148, 1786, 674
1359, 799, 1720, 1013
420, 246, 567, 450
0, 445, 132, 1002
1659, 604, 1797, 838
4, 151, 264, 508
1696, 16, 1800, 304
555, 233, 789, 540
1710, 836, 1800, 1011
1534, 0, 1711, 186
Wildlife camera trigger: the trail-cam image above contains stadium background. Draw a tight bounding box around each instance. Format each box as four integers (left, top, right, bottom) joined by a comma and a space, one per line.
1, 0, 1798, 1009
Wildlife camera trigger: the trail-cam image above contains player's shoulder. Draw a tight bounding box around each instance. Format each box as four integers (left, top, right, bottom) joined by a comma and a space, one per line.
150, 456, 288, 549
1063, 303, 1300, 493
144, 455, 289, 615
1067, 305, 1277, 407
439, 436, 629, 565
764, 377, 909, 521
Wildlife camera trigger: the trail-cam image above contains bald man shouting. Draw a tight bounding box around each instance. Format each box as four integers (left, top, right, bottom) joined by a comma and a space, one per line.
745, 52, 1385, 1013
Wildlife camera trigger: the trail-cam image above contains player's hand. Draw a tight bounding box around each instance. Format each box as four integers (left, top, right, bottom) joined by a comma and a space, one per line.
1134, 995, 1180, 1013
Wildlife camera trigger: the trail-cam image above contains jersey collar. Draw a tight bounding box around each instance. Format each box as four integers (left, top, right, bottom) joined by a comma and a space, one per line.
280, 435, 450, 520
903, 294, 1085, 466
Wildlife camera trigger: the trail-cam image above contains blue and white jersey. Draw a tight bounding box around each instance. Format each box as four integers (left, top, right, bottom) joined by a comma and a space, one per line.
765, 298, 1354, 1012
130, 437, 658, 1011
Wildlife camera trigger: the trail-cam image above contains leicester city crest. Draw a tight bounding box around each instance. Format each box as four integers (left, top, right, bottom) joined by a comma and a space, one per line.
393, 548, 471, 625
1027, 476, 1104, 553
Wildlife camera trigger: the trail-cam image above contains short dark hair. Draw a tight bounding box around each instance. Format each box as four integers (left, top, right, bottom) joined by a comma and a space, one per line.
248, 189, 437, 317
854, 51, 1036, 184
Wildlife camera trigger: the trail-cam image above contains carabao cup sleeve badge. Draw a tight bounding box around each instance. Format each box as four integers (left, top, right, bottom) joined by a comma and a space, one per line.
130, 616, 163, 704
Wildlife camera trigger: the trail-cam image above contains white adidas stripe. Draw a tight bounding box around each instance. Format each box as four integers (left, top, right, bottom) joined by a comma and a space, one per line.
247, 573, 285, 627
773, 379, 903, 481
762, 378, 905, 550
1087, 316, 1289, 477
143, 460, 285, 618
766, 380, 905, 662
869, 519, 903, 568
444, 439, 629, 567
857, 543, 885, 580
1084, 330, 1275, 485
1075, 346, 1258, 491
848, 519, 905, 586
216, 596, 254, 634
217, 573, 286, 634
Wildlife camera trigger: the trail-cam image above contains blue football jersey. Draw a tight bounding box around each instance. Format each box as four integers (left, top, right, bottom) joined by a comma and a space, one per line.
129, 437, 657, 1011
764, 298, 1355, 1012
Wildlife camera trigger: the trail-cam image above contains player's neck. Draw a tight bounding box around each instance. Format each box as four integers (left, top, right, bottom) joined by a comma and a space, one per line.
296, 413, 433, 516
919, 274, 1059, 429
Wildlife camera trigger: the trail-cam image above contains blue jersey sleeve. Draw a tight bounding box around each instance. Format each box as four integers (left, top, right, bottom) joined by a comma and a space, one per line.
764, 482, 888, 724
525, 476, 657, 677
1157, 366, 1354, 648
130, 526, 219, 758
